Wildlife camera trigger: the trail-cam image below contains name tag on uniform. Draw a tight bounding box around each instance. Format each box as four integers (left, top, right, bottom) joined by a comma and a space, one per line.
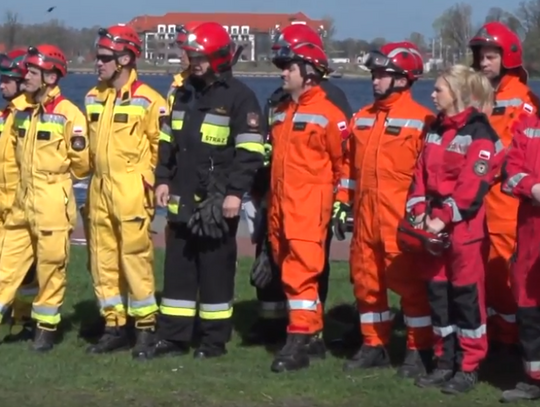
114, 113, 128, 123
18, 128, 26, 138
292, 122, 307, 131
37, 131, 51, 141
90, 113, 100, 122
385, 125, 401, 136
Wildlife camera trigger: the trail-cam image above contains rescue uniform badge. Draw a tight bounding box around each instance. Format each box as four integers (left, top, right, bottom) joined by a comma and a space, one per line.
473, 159, 488, 176
247, 112, 259, 128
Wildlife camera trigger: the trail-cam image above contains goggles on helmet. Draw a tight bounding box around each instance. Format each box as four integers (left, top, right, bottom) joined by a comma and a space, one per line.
0, 53, 15, 70
361, 51, 394, 71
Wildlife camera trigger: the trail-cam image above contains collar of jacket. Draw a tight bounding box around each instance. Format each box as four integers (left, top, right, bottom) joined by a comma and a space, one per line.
439, 106, 481, 130
497, 71, 525, 94
295, 85, 323, 105
15, 86, 61, 111
374, 89, 412, 111
172, 70, 189, 88
95, 69, 139, 102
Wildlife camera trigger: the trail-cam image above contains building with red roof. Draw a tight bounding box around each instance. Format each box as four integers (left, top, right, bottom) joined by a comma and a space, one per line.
126, 12, 326, 62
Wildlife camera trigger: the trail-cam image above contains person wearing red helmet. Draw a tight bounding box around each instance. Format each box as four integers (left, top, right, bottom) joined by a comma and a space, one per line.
500, 113, 540, 403
0, 48, 40, 342
469, 22, 540, 358
0, 44, 90, 352
334, 41, 436, 377
83, 24, 168, 359
150, 21, 264, 359
244, 23, 353, 348
262, 38, 348, 372
166, 21, 204, 112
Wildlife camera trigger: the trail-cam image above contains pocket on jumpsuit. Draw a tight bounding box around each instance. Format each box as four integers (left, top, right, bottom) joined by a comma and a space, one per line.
39, 183, 71, 264
120, 178, 152, 256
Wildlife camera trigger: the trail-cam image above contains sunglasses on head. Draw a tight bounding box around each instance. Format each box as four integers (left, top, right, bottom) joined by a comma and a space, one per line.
96, 54, 116, 63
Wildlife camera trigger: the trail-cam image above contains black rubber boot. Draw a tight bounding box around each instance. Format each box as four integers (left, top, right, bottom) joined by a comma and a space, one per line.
415, 368, 454, 388
86, 326, 130, 354
31, 323, 56, 352
148, 339, 190, 359
193, 343, 227, 359
396, 349, 434, 379
4, 319, 33, 343
440, 371, 478, 395
270, 333, 311, 373
306, 332, 326, 360
131, 326, 156, 360
243, 318, 287, 345
343, 344, 390, 371
500, 380, 540, 403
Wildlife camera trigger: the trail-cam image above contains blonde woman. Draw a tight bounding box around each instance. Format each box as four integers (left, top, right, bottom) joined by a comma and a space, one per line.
404, 65, 504, 394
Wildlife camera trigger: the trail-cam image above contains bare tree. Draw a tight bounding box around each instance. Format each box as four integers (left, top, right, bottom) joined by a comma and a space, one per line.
2, 10, 20, 51
369, 37, 387, 49
485, 7, 524, 37
321, 15, 336, 53
516, 0, 540, 72
407, 32, 429, 52
433, 3, 473, 60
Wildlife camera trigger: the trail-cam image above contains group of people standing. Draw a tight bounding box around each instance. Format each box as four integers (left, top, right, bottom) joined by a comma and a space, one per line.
0, 17, 539, 404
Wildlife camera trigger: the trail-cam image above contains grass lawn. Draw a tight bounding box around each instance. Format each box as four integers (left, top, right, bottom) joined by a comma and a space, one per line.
0, 246, 528, 407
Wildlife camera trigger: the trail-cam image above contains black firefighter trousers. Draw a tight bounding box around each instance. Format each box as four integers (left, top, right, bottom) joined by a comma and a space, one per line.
157, 219, 239, 346
255, 226, 333, 320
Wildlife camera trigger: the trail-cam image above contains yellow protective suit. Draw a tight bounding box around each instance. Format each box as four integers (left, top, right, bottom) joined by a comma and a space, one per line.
0, 86, 90, 327
166, 70, 189, 112
0, 97, 39, 325
84, 70, 167, 328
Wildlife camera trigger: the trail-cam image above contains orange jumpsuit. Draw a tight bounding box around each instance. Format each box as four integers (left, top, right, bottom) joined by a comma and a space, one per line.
268, 86, 346, 334
485, 71, 540, 345
336, 91, 435, 350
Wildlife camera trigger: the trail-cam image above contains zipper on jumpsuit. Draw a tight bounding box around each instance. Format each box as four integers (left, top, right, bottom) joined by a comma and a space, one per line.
278, 104, 299, 229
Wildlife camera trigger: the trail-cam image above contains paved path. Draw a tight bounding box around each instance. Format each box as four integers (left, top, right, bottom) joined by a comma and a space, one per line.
71, 216, 351, 261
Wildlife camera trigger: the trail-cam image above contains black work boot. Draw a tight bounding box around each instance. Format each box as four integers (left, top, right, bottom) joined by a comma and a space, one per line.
193, 343, 227, 359
243, 318, 287, 345
396, 349, 434, 379
440, 371, 478, 395
31, 323, 56, 352
271, 333, 311, 373
343, 344, 390, 371
415, 368, 454, 388
132, 325, 156, 360
500, 380, 540, 403
4, 319, 33, 343
86, 326, 130, 354
148, 339, 190, 359
306, 332, 326, 360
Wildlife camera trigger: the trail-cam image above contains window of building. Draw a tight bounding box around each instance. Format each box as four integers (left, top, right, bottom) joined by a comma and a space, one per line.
223, 25, 229, 33
231, 26, 239, 35
157, 24, 166, 33
168, 25, 176, 33
241, 26, 249, 35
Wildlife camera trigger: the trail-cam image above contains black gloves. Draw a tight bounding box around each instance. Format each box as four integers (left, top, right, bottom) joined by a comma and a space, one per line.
331, 201, 351, 241
187, 191, 229, 240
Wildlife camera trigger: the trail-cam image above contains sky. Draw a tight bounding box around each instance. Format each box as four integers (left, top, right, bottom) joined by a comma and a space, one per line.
3, 0, 521, 40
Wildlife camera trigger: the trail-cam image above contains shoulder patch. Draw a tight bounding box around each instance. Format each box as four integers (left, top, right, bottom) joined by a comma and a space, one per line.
478, 150, 491, 160
247, 112, 259, 128
158, 106, 167, 115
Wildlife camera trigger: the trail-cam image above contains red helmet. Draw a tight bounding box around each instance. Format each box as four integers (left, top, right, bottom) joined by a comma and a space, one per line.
270, 24, 325, 51
0, 48, 28, 79
176, 21, 204, 44
95, 24, 142, 58
272, 41, 330, 75
469, 22, 522, 69
361, 41, 424, 81
181, 22, 233, 72
25, 45, 68, 77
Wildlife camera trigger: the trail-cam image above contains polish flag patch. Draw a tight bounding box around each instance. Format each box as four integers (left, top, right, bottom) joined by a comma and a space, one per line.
337, 121, 349, 140
523, 103, 534, 114
73, 126, 84, 133
159, 106, 167, 115
479, 150, 491, 160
